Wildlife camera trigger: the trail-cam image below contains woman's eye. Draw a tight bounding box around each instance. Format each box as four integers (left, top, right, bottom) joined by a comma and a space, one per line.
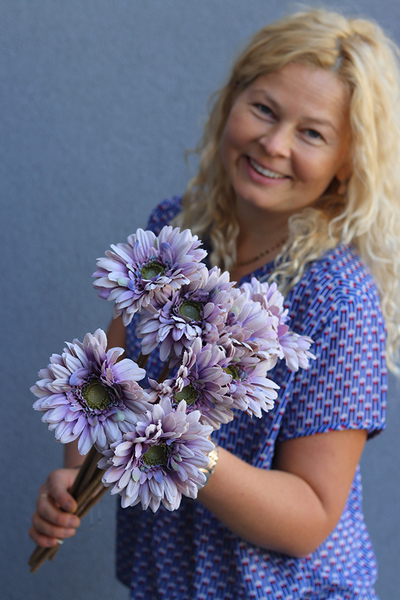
305, 128, 323, 140
255, 103, 273, 117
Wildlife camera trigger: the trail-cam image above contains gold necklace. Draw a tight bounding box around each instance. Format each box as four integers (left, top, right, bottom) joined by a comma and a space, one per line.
237, 238, 287, 267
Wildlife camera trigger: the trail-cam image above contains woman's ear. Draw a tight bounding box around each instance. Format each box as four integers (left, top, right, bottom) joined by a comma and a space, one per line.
335, 159, 352, 196
337, 178, 348, 196
335, 156, 352, 183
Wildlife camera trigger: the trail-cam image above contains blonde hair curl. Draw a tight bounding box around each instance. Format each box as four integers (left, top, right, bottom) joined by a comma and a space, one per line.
173, 8, 400, 373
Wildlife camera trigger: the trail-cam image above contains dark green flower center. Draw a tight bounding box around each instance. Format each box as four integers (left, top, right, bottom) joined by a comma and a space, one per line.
143, 444, 168, 467
225, 365, 240, 381
140, 260, 165, 279
174, 383, 199, 406
178, 300, 203, 321
81, 380, 112, 410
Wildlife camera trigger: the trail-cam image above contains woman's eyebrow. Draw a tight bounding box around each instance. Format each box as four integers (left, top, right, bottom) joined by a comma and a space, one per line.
249, 89, 339, 133
303, 117, 339, 134
248, 89, 279, 109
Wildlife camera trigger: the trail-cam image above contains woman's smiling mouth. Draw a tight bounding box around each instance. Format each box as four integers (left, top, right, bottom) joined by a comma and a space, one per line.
247, 157, 288, 179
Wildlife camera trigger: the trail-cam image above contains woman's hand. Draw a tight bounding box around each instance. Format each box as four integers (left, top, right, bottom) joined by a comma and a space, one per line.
29, 468, 81, 548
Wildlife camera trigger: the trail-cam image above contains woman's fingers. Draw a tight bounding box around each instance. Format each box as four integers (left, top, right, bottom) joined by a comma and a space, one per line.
36, 492, 81, 528
30, 469, 81, 547
44, 468, 79, 513
29, 511, 79, 547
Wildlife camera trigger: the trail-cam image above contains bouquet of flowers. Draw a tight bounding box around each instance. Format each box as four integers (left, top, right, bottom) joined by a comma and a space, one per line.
29, 226, 314, 572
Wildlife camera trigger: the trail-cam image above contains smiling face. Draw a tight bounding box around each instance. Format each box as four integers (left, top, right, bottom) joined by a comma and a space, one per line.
220, 63, 351, 217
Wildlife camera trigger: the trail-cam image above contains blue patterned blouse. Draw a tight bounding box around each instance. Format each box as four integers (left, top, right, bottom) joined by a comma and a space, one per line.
117, 197, 387, 600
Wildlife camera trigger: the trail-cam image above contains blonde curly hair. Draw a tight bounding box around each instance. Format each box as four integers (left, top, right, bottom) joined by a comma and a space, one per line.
173, 7, 400, 373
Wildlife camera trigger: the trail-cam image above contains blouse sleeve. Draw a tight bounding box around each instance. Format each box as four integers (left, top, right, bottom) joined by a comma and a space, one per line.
277, 295, 387, 442
145, 196, 182, 234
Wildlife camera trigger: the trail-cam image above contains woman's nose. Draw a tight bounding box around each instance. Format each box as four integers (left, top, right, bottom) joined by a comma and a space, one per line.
259, 125, 292, 158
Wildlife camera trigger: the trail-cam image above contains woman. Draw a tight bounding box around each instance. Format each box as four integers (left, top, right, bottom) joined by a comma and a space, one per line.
30, 8, 400, 599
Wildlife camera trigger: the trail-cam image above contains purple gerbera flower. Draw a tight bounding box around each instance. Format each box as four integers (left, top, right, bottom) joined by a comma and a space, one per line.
31, 329, 151, 455
224, 354, 279, 418
149, 338, 234, 429
220, 290, 281, 368
93, 226, 207, 326
98, 398, 214, 512
137, 267, 240, 362
240, 278, 315, 371
277, 329, 315, 371
241, 279, 288, 323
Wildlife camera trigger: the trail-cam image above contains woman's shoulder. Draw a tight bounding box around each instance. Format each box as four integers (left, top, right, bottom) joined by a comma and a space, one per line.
287, 244, 384, 335
297, 244, 379, 301
146, 196, 183, 234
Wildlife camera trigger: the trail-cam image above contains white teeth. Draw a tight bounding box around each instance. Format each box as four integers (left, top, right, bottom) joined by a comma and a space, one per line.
249, 158, 286, 179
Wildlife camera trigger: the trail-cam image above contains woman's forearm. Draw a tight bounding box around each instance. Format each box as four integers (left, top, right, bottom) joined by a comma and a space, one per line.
197, 447, 329, 556
64, 440, 83, 469
197, 429, 367, 557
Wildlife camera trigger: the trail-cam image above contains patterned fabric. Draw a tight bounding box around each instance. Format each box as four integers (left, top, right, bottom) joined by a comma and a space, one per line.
116, 197, 386, 600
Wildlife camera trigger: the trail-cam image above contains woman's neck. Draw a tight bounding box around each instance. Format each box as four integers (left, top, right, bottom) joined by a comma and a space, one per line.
231, 202, 290, 282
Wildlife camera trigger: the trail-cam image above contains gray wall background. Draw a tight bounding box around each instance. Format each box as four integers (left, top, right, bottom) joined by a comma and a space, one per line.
1, 1, 399, 599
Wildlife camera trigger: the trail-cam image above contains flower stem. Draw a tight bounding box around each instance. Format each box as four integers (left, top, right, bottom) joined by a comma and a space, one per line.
137, 353, 149, 369
73, 448, 103, 499
29, 544, 60, 573
78, 485, 108, 519
158, 360, 171, 383
75, 465, 105, 514
69, 445, 99, 498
